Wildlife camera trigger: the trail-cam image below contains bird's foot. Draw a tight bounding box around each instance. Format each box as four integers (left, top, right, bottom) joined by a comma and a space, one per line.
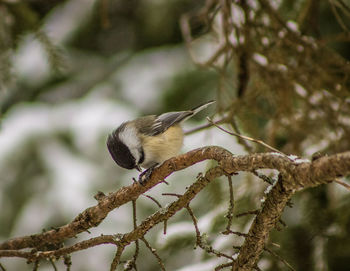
138, 164, 158, 185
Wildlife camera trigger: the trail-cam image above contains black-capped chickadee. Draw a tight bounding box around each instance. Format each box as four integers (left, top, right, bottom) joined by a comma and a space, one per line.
107, 101, 214, 181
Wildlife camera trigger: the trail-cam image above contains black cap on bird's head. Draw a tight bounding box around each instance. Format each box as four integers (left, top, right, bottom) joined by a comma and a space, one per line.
107, 131, 137, 170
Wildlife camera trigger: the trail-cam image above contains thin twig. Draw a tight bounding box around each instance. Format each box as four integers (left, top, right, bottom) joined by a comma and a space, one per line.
184, 117, 226, 135
329, 0, 350, 34
215, 262, 234, 271
63, 255, 72, 271
223, 230, 249, 238
32, 260, 39, 271
141, 238, 166, 271
235, 210, 260, 218
252, 170, 274, 185
264, 246, 296, 271
142, 194, 168, 237
162, 193, 182, 198
185, 205, 201, 244
224, 175, 234, 232
202, 44, 229, 67
163, 220, 167, 235
130, 200, 139, 270
49, 258, 58, 271
334, 178, 350, 190
336, 0, 350, 16
229, 117, 254, 153
186, 204, 234, 260
279, 219, 287, 228
270, 242, 281, 248
161, 179, 169, 185
233, 245, 241, 251
0, 262, 5, 271
143, 194, 162, 208
110, 245, 125, 271
207, 117, 286, 155
180, 4, 227, 68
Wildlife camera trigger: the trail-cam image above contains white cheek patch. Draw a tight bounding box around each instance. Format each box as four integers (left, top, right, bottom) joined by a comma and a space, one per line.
118, 125, 141, 163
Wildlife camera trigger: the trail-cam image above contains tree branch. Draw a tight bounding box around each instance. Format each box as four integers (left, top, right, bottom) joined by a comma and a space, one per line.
0, 146, 349, 270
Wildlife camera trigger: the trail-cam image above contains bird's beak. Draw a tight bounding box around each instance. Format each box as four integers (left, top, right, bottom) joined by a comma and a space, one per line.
135, 165, 142, 172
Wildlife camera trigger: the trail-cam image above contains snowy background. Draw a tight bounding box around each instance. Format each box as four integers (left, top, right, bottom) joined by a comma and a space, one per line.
1, 0, 350, 270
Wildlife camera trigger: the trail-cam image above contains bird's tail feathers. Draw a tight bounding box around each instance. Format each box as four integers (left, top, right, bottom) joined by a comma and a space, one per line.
191, 100, 215, 115
157, 100, 215, 128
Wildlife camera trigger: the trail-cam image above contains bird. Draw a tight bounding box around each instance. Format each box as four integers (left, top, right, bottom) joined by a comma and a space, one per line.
106, 100, 215, 182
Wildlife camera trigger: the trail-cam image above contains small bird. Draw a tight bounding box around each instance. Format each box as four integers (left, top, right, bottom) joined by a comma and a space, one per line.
107, 101, 215, 182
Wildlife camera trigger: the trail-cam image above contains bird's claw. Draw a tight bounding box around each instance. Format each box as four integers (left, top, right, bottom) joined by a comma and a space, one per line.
138, 165, 157, 185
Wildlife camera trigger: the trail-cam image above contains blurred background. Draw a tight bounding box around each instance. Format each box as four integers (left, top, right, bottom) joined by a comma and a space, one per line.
0, 0, 350, 270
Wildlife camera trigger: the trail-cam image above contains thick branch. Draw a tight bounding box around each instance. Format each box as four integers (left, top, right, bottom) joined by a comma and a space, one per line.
0, 146, 231, 250
235, 152, 350, 270
0, 146, 349, 271
235, 177, 293, 270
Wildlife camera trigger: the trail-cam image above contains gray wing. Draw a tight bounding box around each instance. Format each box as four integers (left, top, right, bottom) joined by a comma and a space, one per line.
135, 101, 214, 136
136, 111, 192, 136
